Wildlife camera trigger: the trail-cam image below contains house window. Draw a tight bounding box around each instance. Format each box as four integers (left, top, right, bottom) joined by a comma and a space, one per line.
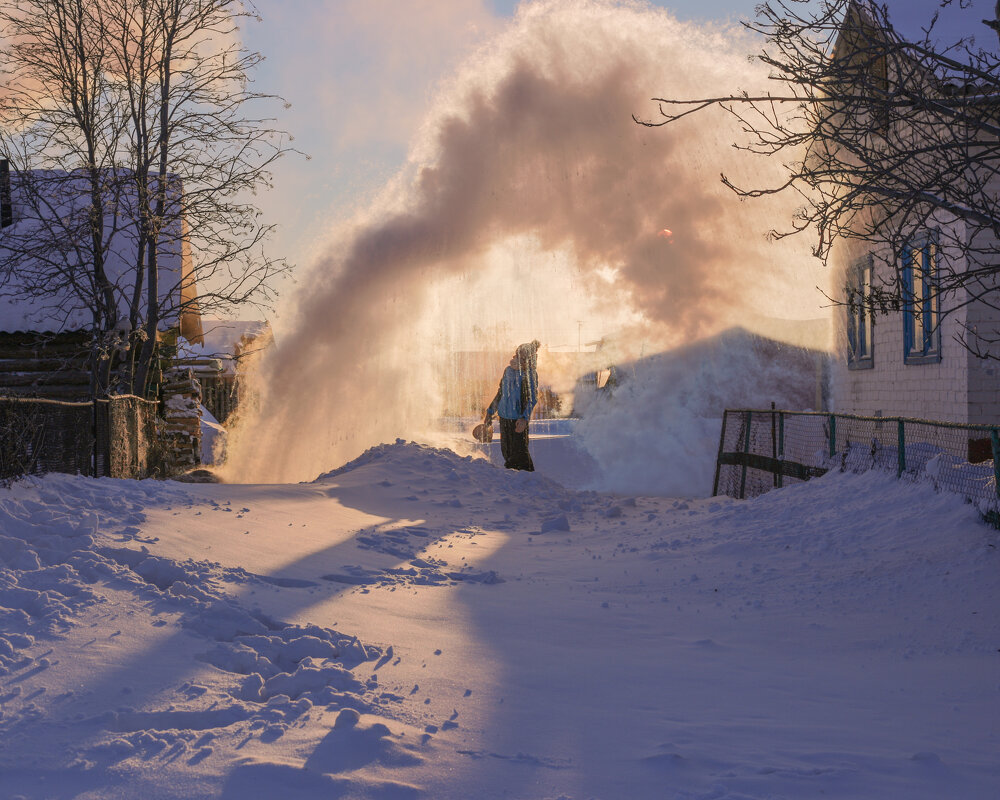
869, 52, 890, 132
902, 233, 941, 364
847, 256, 874, 369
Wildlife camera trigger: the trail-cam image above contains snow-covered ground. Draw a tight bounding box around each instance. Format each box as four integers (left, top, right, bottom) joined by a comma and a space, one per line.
1, 435, 998, 799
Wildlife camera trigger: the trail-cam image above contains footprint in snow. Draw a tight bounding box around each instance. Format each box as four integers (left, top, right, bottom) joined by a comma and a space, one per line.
303, 708, 423, 773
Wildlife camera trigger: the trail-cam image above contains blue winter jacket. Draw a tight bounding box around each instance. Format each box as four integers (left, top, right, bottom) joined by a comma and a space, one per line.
487, 366, 537, 420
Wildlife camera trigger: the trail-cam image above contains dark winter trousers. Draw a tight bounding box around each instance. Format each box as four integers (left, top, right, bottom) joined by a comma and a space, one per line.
499, 417, 534, 471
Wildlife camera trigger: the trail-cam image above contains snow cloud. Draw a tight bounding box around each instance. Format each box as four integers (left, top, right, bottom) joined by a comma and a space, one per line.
224, 0, 826, 484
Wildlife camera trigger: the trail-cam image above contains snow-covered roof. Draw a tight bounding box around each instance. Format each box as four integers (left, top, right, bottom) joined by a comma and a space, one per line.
0, 169, 199, 338
176, 318, 272, 375
198, 319, 271, 357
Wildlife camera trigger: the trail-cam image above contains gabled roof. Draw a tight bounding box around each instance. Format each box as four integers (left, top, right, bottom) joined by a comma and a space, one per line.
838, 1, 1000, 64
832, 0, 1000, 91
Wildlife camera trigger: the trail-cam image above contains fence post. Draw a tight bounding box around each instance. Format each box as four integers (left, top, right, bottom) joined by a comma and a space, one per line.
828, 414, 837, 459
712, 410, 729, 497
770, 402, 778, 488
777, 411, 785, 489
897, 419, 906, 478
739, 410, 752, 500
991, 428, 1000, 500
91, 396, 98, 478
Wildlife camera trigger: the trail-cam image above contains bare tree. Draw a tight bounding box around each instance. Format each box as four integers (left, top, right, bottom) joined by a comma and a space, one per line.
0, 1, 124, 338
108, 0, 293, 393
636, 0, 1000, 359
0, 0, 292, 395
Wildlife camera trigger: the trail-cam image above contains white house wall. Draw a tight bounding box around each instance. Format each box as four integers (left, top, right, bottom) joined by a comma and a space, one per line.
964, 224, 1000, 425
966, 337, 1000, 425
827, 1, 1000, 428
832, 215, 973, 424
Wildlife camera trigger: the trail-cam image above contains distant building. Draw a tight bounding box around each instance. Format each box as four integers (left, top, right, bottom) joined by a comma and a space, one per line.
176, 319, 274, 424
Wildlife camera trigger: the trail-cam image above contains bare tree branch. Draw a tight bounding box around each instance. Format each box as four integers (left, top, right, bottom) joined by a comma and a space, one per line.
638, 0, 1000, 360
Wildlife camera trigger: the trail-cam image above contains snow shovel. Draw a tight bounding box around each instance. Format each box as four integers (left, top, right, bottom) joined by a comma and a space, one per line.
472, 421, 494, 443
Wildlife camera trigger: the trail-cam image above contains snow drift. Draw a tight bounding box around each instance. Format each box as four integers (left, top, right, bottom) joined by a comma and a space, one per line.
572, 327, 827, 495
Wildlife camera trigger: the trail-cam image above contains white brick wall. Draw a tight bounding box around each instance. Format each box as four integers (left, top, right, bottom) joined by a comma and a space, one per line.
964, 229, 1000, 425
831, 223, 977, 424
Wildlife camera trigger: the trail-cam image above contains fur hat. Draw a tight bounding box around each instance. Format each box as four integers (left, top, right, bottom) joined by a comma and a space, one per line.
516, 339, 540, 362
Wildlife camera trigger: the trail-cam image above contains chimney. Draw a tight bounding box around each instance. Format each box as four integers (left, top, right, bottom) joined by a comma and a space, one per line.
0, 160, 12, 228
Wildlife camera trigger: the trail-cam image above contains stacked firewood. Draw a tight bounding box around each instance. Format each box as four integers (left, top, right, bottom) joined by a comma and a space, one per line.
160, 366, 202, 475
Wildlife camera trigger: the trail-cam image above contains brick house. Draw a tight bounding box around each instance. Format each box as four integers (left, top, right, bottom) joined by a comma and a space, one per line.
829, 1, 1000, 442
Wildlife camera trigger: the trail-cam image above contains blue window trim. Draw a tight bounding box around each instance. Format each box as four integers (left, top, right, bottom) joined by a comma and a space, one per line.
847, 255, 875, 370
902, 231, 942, 365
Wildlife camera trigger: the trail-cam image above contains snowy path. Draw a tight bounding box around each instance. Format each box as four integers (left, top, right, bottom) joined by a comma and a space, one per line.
1, 441, 998, 799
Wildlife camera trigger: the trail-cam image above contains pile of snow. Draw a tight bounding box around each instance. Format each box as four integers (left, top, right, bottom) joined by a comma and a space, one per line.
315, 438, 572, 498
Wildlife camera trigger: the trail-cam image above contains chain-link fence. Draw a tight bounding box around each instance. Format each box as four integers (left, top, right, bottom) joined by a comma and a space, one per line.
0, 397, 92, 480
714, 408, 1000, 522
0, 395, 161, 482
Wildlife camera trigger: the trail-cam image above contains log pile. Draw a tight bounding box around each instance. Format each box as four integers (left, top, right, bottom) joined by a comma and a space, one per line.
160, 366, 202, 475
0, 332, 92, 400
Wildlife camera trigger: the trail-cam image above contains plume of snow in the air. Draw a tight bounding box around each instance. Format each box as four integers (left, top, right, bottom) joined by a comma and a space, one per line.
223, 0, 826, 484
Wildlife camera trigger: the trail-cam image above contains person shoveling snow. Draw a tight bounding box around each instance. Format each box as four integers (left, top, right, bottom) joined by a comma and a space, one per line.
482, 339, 540, 471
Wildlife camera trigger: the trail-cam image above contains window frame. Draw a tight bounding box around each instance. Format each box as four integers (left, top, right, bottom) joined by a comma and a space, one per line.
902, 231, 942, 365
847, 255, 875, 370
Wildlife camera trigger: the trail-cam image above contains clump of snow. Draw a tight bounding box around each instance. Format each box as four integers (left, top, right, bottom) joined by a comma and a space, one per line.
540, 514, 570, 533
164, 395, 198, 414
199, 405, 226, 465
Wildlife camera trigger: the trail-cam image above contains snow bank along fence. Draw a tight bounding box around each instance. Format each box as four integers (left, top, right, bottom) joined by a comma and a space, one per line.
714, 408, 1000, 521
0, 394, 161, 482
